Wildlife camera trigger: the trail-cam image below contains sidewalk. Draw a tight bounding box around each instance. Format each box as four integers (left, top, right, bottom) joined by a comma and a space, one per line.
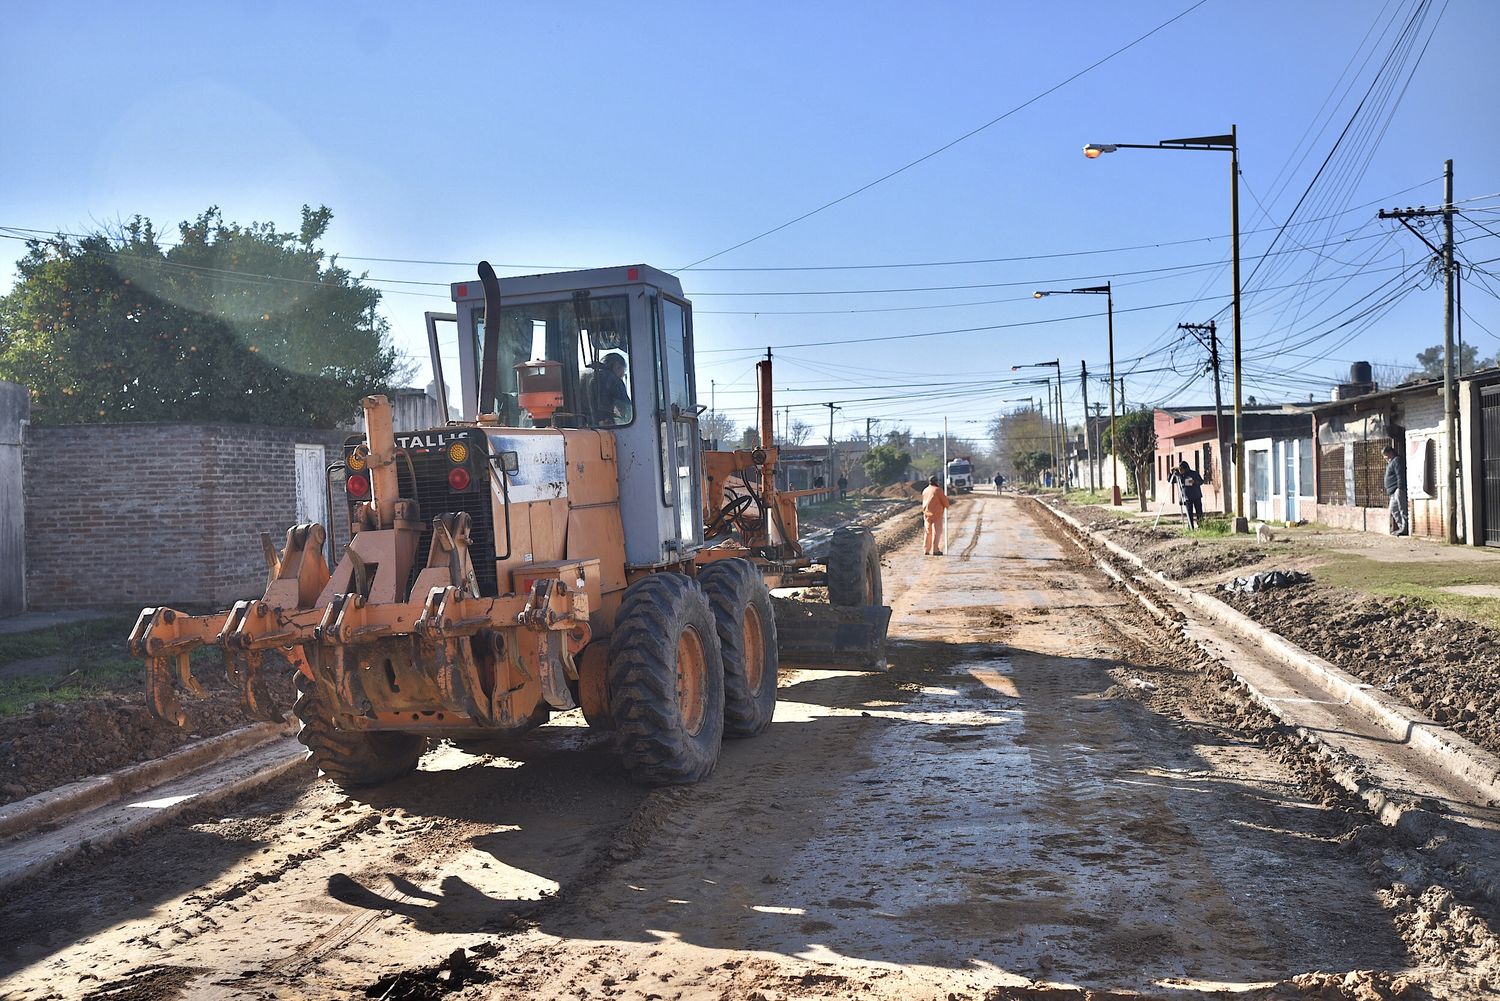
1052, 493, 1500, 762
1063, 496, 1500, 614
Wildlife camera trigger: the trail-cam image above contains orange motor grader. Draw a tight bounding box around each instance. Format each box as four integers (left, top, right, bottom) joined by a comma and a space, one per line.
129, 263, 889, 788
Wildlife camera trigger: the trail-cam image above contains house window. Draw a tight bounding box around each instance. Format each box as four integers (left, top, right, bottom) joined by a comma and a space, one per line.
1423, 438, 1437, 497
1352, 440, 1386, 507
1298, 440, 1314, 498
1318, 444, 1346, 504
1202, 445, 1214, 483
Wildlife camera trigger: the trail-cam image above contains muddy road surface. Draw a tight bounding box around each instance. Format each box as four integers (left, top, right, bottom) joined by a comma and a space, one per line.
1, 496, 1489, 999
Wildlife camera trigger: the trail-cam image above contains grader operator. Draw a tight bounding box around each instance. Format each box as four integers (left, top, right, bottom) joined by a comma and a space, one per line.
129, 263, 890, 788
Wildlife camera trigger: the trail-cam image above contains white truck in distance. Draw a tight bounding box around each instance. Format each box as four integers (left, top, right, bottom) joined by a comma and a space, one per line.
946, 457, 974, 493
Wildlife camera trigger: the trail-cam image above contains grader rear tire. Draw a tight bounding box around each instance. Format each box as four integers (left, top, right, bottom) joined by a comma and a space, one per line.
293, 675, 427, 788
608, 574, 725, 785
827, 526, 882, 607
698, 558, 778, 737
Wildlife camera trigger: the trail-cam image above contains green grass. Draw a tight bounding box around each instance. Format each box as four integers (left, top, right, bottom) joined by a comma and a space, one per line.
0, 613, 223, 717
1179, 517, 1233, 538
1306, 552, 1500, 630
0, 659, 142, 716
0, 613, 138, 668
1064, 489, 1112, 505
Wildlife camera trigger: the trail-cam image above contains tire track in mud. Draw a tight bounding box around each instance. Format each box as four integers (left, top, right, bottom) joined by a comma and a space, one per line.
958, 504, 984, 561
7, 497, 1494, 999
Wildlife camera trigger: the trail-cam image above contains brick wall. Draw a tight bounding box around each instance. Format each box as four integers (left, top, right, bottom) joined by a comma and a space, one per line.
24, 424, 348, 609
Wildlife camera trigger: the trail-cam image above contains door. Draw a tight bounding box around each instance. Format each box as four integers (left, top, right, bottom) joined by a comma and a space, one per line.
1249, 450, 1271, 521
657, 295, 701, 550
1483, 386, 1500, 545
424, 312, 458, 421
294, 444, 328, 527
1283, 441, 1297, 522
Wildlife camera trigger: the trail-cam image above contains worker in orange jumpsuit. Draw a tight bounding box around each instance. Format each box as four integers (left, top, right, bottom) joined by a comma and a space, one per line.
921, 474, 952, 556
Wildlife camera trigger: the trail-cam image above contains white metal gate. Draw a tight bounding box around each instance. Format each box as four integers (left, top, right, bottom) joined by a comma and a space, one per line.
0, 382, 28, 614
294, 444, 328, 526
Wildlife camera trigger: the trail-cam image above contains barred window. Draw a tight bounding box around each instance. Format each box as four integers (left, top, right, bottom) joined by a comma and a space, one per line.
1318, 444, 1346, 504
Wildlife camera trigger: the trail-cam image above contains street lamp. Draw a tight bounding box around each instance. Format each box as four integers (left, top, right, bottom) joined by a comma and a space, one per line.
1083, 127, 1247, 532
1012, 362, 1066, 489
1033, 283, 1116, 505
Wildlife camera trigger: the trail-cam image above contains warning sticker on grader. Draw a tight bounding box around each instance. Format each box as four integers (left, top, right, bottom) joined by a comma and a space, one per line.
487, 433, 568, 502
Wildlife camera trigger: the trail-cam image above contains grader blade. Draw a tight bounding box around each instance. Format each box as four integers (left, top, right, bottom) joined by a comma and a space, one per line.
773, 599, 892, 670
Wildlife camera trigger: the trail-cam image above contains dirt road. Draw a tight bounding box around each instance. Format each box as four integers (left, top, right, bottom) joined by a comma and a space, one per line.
0, 496, 1490, 999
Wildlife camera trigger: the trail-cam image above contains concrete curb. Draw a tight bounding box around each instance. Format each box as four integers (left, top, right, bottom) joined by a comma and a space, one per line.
1036, 497, 1500, 807
0, 742, 308, 893
0, 720, 289, 842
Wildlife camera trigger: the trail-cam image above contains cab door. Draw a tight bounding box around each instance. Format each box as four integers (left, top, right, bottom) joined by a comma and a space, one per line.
657, 293, 702, 551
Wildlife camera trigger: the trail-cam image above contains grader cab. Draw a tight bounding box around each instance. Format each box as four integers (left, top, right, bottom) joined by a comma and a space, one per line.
129, 263, 890, 788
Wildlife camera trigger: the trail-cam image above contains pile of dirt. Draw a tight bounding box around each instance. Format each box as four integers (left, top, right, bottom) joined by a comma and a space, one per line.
1072, 510, 1276, 581
866, 482, 922, 499
1221, 587, 1500, 758
0, 663, 293, 806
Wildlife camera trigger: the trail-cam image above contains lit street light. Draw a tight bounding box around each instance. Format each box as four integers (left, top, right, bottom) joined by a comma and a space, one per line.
1033, 283, 1117, 505
1083, 128, 1247, 532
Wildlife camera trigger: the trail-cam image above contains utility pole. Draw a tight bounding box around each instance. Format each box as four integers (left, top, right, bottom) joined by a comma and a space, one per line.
866, 417, 875, 449
1180, 321, 1227, 509
824, 402, 839, 493
1047, 382, 1061, 488
1379, 160, 1460, 543
943, 416, 949, 491
1080, 361, 1095, 492
1053, 359, 1067, 490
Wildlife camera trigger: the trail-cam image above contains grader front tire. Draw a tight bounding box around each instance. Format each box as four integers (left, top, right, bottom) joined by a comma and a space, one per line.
827, 526, 883, 607
293, 675, 427, 789
608, 574, 725, 785
698, 558, 778, 737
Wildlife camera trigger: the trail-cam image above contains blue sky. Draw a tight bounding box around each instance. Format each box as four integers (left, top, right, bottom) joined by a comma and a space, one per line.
4, 0, 1498, 448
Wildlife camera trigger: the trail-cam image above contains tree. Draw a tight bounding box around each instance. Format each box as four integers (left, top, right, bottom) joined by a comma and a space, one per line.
989, 406, 1055, 480
0, 206, 402, 427
786, 420, 814, 446
1012, 450, 1052, 485
1415, 342, 1491, 380
738, 426, 759, 449
861, 443, 910, 486
1100, 409, 1157, 511
701, 410, 736, 448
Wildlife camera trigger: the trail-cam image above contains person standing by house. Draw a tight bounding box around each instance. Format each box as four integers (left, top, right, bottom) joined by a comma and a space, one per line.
1384, 444, 1409, 536
1168, 460, 1204, 530
837, 474, 848, 499
922, 474, 951, 556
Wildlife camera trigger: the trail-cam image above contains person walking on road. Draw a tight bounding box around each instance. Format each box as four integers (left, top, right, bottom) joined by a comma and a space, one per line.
1168, 460, 1204, 530
1384, 444, 1409, 536
922, 474, 951, 556
993, 473, 1004, 494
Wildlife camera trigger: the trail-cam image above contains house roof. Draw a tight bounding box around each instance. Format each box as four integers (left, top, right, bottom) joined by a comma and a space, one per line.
1303, 378, 1442, 414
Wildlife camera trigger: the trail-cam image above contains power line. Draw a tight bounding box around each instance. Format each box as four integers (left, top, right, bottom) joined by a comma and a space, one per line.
671, 0, 1215, 271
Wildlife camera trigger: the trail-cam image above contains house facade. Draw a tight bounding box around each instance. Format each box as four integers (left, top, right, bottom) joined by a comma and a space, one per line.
1153, 407, 1311, 517
1309, 380, 1448, 538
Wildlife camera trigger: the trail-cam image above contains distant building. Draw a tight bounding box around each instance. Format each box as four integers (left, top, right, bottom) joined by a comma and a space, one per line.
1152, 406, 1310, 515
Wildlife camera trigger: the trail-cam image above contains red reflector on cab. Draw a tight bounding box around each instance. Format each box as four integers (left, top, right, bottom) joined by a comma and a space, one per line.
346, 474, 370, 497
447, 467, 471, 491
456, 283, 468, 297
627, 267, 639, 281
